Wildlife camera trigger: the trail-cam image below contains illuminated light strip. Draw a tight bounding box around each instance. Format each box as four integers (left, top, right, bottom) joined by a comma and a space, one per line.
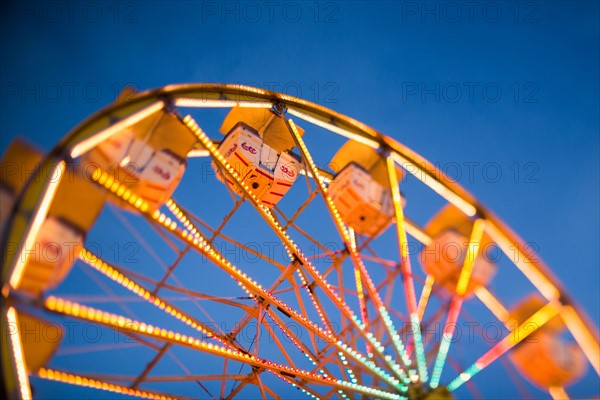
284, 118, 412, 379
90, 163, 403, 390
485, 221, 560, 301
297, 168, 332, 184
90, 168, 154, 215
9, 161, 66, 289
263, 308, 319, 366
165, 199, 202, 238
295, 269, 335, 336
187, 149, 210, 158
37, 368, 177, 400
78, 248, 237, 349
549, 386, 573, 400
353, 265, 370, 351
474, 287, 510, 323
455, 219, 485, 296
182, 116, 409, 388
430, 219, 486, 389
387, 155, 419, 316
390, 152, 476, 217
174, 98, 273, 108
349, 228, 371, 355
447, 301, 561, 391
286, 108, 380, 150
278, 375, 321, 400
404, 220, 433, 246
561, 305, 600, 375
417, 275, 435, 321
338, 352, 358, 384
548, 386, 570, 400
6, 307, 32, 400
70, 101, 164, 159
386, 155, 428, 381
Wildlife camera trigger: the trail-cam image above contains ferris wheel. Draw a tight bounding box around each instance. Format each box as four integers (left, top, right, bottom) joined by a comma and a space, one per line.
1, 84, 598, 399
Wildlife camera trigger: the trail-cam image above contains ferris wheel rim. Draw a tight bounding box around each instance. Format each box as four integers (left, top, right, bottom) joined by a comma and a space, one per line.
1, 83, 598, 399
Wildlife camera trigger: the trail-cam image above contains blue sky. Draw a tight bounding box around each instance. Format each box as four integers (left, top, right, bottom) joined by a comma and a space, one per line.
1, 1, 598, 398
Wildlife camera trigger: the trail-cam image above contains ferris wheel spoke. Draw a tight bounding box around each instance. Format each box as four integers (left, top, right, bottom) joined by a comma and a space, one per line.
167, 349, 220, 399
417, 275, 436, 321
446, 357, 483, 399
429, 218, 486, 388
273, 207, 338, 259
36, 368, 187, 400
225, 378, 251, 400
277, 190, 319, 231
549, 386, 570, 400
151, 245, 192, 295
208, 196, 246, 243
498, 354, 535, 399
110, 204, 181, 258
131, 342, 172, 389
385, 155, 429, 382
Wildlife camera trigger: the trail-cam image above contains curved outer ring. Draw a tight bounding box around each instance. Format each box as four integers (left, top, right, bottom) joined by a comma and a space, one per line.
2, 83, 598, 388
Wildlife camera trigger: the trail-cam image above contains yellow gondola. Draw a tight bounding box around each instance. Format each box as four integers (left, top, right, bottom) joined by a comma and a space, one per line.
419, 205, 496, 297
327, 140, 404, 237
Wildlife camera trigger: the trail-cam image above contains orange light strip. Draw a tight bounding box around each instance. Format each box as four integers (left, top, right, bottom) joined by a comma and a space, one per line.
387, 155, 419, 316
286, 108, 380, 149
174, 98, 272, 108
348, 228, 370, 355
417, 275, 435, 321
474, 287, 510, 323
390, 152, 476, 217
561, 305, 600, 375
42, 296, 401, 399
456, 220, 486, 296
70, 101, 164, 159
6, 307, 32, 400
548, 386, 570, 400
387, 155, 428, 380
10, 161, 65, 289
37, 368, 177, 400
